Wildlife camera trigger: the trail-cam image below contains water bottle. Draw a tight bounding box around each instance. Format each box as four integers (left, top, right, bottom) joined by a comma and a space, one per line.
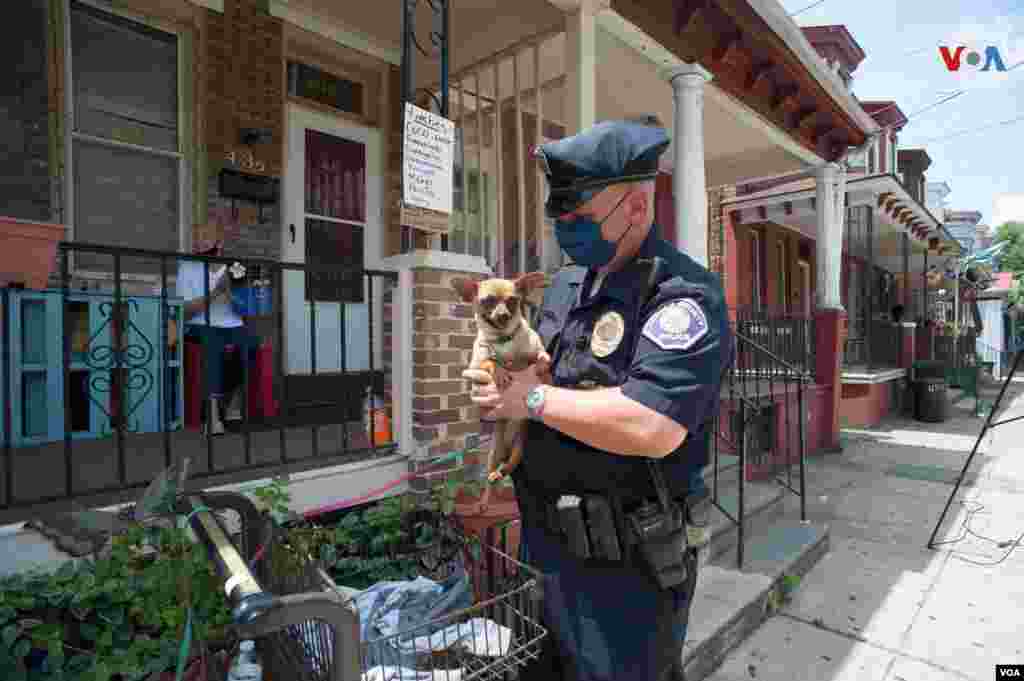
226, 640, 263, 681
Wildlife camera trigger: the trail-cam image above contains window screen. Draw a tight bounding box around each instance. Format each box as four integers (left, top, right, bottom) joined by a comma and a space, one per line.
73, 139, 179, 273
71, 1, 178, 151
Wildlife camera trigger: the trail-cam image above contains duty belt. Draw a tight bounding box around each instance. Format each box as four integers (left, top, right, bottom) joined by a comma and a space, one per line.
531, 490, 699, 563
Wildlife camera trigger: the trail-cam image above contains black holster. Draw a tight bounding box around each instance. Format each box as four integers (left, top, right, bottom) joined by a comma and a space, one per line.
627, 497, 689, 590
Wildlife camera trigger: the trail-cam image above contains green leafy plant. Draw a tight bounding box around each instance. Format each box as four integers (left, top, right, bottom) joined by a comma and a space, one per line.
0, 522, 232, 681
249, 475, 293, 523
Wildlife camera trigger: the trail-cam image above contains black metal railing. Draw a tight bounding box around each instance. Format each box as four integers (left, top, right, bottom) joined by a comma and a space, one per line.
730, 308, 816, 376
708, 328, 808, 568
934, 330, 978, 370
869, 320, 902, 369
843, 318, 903, 371
0, 242, 398, 523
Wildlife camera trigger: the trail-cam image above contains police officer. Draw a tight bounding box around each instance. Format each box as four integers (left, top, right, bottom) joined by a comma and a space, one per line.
471, 116, 733, 681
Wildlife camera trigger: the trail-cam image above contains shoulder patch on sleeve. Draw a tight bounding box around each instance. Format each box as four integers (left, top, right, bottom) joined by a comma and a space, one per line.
641, 298, 709, 351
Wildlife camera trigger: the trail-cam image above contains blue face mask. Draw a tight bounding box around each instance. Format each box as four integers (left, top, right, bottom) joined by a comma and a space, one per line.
554, 193, 634, 268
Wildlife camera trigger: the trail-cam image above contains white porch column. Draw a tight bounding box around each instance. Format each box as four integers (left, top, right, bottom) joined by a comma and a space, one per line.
393, 267, 415, 458
815, 162, 846, 309
667, 64, 712, 267
563, 2, 600, 133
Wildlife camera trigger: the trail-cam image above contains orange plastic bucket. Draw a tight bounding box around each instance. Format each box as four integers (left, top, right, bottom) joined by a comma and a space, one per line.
368, 408, 391, 446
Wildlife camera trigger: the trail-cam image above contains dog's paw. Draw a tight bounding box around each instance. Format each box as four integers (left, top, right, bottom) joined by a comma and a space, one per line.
462, 369, 493, 384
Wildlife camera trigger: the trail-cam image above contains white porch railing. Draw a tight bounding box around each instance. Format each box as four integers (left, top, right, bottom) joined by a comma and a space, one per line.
427, 29, 566, 277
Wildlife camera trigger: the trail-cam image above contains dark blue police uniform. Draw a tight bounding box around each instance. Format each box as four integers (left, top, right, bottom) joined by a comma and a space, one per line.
513, 119, 733, 681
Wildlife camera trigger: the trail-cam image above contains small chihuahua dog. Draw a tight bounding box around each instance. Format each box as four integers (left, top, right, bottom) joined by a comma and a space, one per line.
451, 272, 549, 492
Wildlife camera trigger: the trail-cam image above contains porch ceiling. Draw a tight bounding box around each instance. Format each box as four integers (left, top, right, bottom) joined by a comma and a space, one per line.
594, 22, 808, 187
724, 173, 949, 251
608, 0, 877, 163
275, 0, 565, 89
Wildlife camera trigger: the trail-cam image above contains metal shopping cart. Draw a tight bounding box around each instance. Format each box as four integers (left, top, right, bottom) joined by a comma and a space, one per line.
183, 491, 547, 681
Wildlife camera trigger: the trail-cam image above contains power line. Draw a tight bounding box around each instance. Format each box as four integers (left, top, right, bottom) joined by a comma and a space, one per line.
865, 90, 965, 123
788, 0, 827, 17
910, 113, 1024, 145
906, 90, 966, 121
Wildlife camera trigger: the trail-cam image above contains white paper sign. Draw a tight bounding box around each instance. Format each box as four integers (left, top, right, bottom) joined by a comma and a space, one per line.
402, 103, 455, 215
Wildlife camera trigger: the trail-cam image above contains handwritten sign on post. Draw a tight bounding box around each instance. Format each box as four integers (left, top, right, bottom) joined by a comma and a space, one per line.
402, 103, 455, 218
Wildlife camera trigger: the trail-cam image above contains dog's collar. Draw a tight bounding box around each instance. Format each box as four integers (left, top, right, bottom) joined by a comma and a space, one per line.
487, 321, 521, 346
485, 321, 522, 366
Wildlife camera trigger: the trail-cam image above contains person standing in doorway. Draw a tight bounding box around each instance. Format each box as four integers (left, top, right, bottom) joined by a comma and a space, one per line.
178, 224, 259, 435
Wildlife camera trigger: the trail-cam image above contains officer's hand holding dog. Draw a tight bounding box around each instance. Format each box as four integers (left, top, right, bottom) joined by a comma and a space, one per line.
472, 353, 551, 421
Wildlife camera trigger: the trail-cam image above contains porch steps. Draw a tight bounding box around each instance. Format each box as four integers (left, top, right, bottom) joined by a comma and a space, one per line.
682, 511, 830, 681
704, 475, 786, 565
702, 454, 740, 481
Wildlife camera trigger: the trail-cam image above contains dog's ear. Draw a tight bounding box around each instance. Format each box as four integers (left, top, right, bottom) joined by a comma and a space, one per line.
450, 277, 480, 303
515, 271, 547, 295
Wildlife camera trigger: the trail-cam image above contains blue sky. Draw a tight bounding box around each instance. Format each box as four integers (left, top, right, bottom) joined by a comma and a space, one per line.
779, 0, 1024, 227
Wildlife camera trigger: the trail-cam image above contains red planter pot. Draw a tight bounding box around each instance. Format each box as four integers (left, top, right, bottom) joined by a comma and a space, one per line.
0, 217, 64, 290
453, 483, 522, 558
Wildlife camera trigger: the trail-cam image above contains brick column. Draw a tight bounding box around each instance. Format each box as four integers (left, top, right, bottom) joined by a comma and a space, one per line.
409, 266, 488, 457
814, 309, 847, 452
707, 185, 736, 290
813, 162, 847, 453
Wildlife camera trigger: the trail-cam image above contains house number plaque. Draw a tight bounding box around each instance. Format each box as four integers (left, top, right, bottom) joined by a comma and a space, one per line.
225, 149, 266, 173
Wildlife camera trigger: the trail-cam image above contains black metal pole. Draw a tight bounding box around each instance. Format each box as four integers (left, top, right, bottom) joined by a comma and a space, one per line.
62, 250, 73, 498
275, 264, 287, 463
160, 256, 172, 469
2, 288, 11, 508
865, 207, 874, 372
439, 0, 451, 253
339, 281, 349, 453
113, 253, 126, 485
309, 269, 319, 460
927, 349, 1024, 549
923, 248, 929, 358
400, 0, 415, 253
737, 398, 746, 569
798, 379, 806, 522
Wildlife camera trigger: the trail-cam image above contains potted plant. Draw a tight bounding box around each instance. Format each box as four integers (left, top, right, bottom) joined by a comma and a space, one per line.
0, 216, 65, 290
429, 448, 521, 560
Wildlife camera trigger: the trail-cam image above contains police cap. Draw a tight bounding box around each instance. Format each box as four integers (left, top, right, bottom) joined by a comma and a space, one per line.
535, 116, 670, 218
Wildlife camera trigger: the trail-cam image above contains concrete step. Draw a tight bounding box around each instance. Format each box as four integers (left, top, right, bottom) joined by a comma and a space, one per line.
702, 454, 740, 481
703, 477, 787, 566
682, 512, 830, 681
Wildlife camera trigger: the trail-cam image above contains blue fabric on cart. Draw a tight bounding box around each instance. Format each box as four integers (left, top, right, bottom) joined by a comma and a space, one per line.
352, 564, 474, 668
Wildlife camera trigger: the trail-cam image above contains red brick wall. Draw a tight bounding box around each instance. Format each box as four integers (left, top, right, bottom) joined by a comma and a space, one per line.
839, 381, 893, 428
408, 268, 485, 457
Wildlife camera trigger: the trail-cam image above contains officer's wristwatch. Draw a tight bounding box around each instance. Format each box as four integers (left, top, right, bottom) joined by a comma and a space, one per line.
525, 385, 548, 421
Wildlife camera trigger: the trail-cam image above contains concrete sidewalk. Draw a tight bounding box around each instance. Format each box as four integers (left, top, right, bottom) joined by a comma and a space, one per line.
705, 379, 1024, 681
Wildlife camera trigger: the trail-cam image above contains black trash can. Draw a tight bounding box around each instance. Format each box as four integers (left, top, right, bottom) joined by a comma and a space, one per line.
914, 375, 949, 423
912, 360, 946, 381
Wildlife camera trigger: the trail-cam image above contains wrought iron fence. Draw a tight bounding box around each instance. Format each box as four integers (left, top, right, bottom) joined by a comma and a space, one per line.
708, 327, 808, 568
730, 308, 816, 376
0, 242, 398, 523
934, 330, 978, 370
869, 320, 902, 369
843, 319, 903, 371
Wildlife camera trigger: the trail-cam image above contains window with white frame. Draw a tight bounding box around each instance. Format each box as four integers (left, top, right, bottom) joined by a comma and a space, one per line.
845, 146, 867, 172
68, 1, 183, 275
